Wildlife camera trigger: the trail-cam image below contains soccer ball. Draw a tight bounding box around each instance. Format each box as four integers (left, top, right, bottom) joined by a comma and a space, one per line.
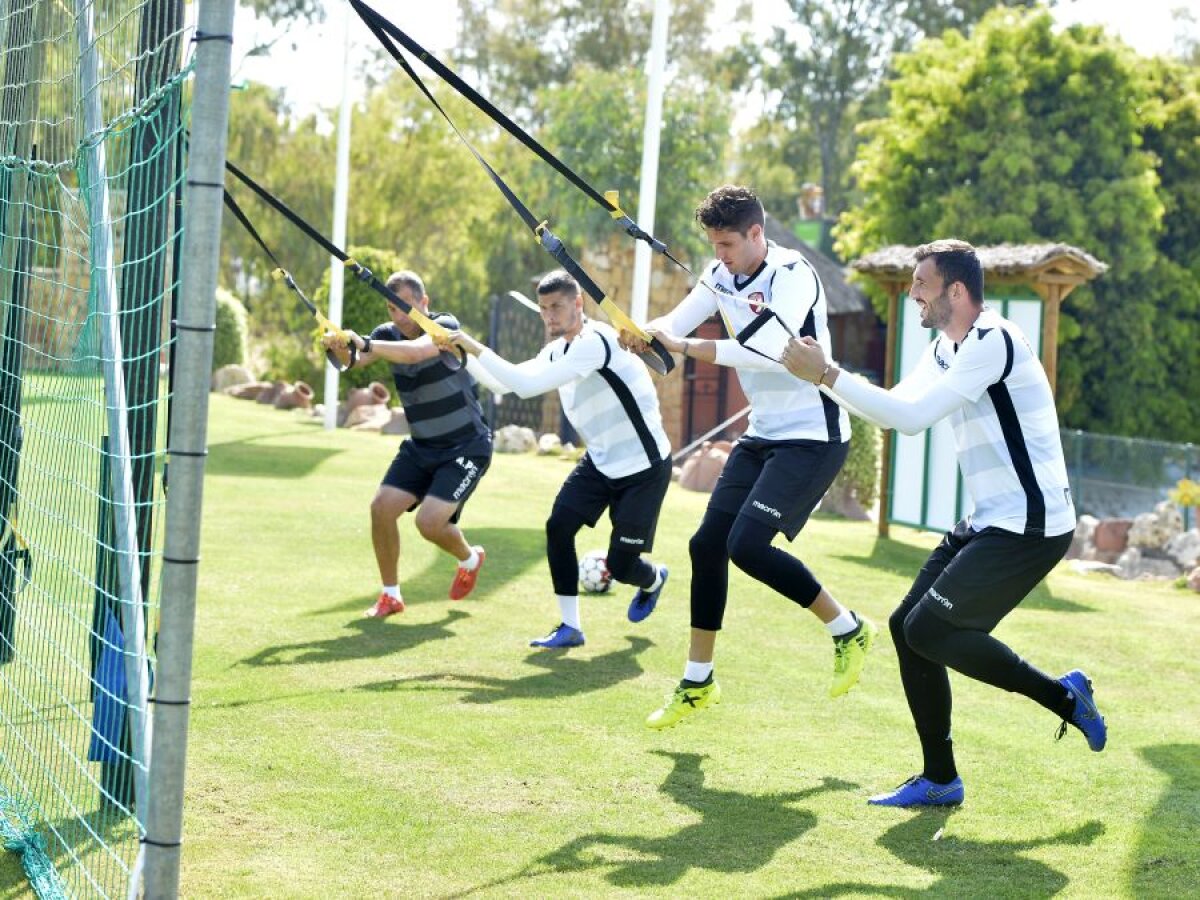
578, 550, 612, 594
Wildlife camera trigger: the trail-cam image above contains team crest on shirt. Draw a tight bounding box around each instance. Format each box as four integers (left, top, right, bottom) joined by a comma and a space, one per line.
747, 291, 767, 314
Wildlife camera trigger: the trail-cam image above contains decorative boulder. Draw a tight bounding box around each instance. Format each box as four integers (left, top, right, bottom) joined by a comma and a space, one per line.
1188, 566, 1200, 593
679, 441, 730, 494
381, 408, 410, 436
1093, 518, 1133, 554
1128, 501, 1184, 549
212, 364, 253, 392
345, 404, 392, 431
1066, 515, 1098, 561
1165, 530, 1200, 571
537, 433, 562, 454
493, 424, 537, 453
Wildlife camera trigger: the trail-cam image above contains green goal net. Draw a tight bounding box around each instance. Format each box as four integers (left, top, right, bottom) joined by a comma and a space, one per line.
0, 0, 193, 895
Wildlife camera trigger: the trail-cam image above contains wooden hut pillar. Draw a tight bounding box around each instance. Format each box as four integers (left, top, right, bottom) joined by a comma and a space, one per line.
876, 281, 904, 538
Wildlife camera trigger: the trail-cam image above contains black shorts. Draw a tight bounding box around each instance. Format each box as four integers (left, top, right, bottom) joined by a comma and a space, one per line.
708, 437, 848, 541
907, 520, 1073, 631
552, 454, 672, 553
381, 433, 493, 523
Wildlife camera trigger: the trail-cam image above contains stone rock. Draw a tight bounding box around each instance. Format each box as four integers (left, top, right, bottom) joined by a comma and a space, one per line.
274, 381, 314, 410
679, 441, 730, 493
1115, 546, 1141, 579
1128, 501, 1184, 549
224, 380, 273, 401
1188, 566, 1200, 592
212, 364, 253, 392
1165, 529, 1200, 570
380, 408, 410, 436
494, 424, 537, 453
821, 481, 871, 521
1066, 515, 1099, 561
1080, 544, 1120, 565
537, 433, 563, 454
345, 404, 391, 431
1069, 559, 1122, 577
1092, 518, 1133, 553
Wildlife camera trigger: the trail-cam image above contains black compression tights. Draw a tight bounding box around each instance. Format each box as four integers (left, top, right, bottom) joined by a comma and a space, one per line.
545, 506, 655, 596
892, 600, 1071, 783
689, 509, 822, 631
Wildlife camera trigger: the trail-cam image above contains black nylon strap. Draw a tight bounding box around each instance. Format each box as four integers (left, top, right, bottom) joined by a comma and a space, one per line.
350, 0, 692, 275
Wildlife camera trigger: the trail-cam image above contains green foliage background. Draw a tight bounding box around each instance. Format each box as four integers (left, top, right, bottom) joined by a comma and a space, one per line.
211, 288, 248, 371
837, 9, 1200, 442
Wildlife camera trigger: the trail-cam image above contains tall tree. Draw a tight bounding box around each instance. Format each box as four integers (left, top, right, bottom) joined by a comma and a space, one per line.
753, 0, 1039, 217
837, 8, 1200, 442
454, 0, 715, 119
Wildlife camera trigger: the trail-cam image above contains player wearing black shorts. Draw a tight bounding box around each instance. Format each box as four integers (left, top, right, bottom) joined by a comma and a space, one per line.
442, 270, 671, 648
327, 270, 503, 617
783, 239, 1107, 808
627, 185, 878, 729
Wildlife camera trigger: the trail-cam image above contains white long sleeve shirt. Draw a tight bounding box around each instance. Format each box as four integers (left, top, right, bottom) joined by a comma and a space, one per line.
653, 243, 849, 443
831, 308, 1075, 537
475, 320, 671, 478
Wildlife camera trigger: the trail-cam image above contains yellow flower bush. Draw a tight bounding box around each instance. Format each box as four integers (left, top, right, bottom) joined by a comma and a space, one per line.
1168, 478, 1200, 507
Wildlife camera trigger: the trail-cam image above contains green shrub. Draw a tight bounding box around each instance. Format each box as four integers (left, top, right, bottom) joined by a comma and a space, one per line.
212, 288, 248, 371
833, 414, 881, 510
312, 245, 406, 400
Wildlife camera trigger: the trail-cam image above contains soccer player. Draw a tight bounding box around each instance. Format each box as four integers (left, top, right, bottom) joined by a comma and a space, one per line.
627, 184, 877, 730
781, 239, 1107, 808
439, 270, 671, 648
324, 270, 500, 617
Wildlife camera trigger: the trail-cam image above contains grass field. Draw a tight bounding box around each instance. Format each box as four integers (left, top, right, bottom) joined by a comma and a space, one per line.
10, 393, 1196, 898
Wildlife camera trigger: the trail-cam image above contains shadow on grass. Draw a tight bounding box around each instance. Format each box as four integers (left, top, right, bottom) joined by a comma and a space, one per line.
307, 525, 545, 618
358, 635, 652, 704
778, 809, 1103, 898
205, 431, 341, 479
834, 537, 1093, 614
1132, 744, 1200, 894
455, 753, 856, 895
241, 608, 471, 667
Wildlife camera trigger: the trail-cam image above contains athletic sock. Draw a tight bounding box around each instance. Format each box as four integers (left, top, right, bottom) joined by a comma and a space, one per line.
557, 595, 582, 631
382, 585, 400, 600
826, 608, 858, 638
684, 660, 714, 684
922, 731, 958, 785
645, 564, 664, 592
459, 546, 482, 571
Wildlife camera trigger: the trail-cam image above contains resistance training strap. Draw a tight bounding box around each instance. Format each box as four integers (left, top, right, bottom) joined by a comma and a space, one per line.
349, 0, 674, 376
350, 0, 690, 275
221, 189, 353, 371
224, 160, 464, 369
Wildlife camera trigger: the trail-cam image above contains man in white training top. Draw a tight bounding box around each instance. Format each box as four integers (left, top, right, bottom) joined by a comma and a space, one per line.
625, 184, 877, 731
441, 270, 671, 648
781, 238, 1107, 808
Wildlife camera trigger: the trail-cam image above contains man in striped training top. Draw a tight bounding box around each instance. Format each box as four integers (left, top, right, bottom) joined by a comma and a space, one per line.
326, 270, 500, 618
441, 269, 672, 649
625, 184, 878, 731
782, 239, 1107, 808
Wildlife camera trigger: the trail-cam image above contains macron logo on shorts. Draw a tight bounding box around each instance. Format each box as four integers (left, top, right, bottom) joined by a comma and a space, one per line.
452, 457, 480, 500
928, 587, 953, 611
752, 500, 782, 519
618, 536, 645, 545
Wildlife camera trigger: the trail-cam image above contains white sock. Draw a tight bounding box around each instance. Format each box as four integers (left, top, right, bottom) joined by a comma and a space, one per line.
826, 607, 859, 638
684, 660, 714, 684
646, 564, 664, 592
459, 546, 482, 571
382, 585, 400, 600
557, 595, 581, 631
